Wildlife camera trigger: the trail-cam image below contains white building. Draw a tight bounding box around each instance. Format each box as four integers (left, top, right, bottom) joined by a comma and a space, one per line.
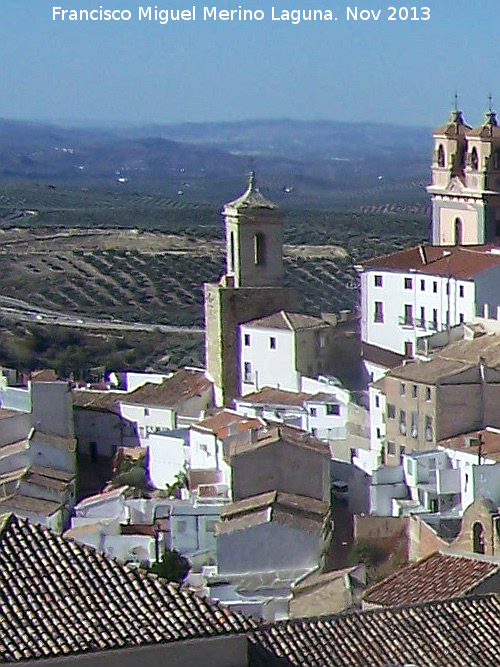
239, 311, 334, 395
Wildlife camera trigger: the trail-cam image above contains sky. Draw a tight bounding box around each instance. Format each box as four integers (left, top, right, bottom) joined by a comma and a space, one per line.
0, 1, 499, 127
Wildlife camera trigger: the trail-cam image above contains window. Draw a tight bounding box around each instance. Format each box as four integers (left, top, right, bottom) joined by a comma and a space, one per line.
387, 404, 396, 419
253, 232, 265, 266
459, 313, 465, 323
432, 308, 438, 330
425, 415, 433, 441
310, 407, 317, 417
399, 409, 406, 435
445, 283, 449, 295
269, 337, 276, 349
376, 427, 381, 439
374, 301, 384, 323
411, 411, 418, 438
454, 218, 463, 245
387, 441, 396, 456
375, 395, 380, 408
412, 384, 418, 398
311, 428, 318, 437
437, 144, 445, 167
473, 522, 485, 554
399, 445, 406, 465
244, 361, 252, 383
471, 147, 479, 171
326, 404, 341, 416
403, 304, 413, 326
144, 408, 150, 417
229, 231, 235, 272
459, 285, 465, 298
420, 279, 425, 291
404, 277, 413, 289
244, 333, 251, 347
433, 281, 438, 293
318, 331, 328, 348
407, 458, 413, 475
400, 382, 406, 396
426, 386, 431, 401
374, 274, 383, 287
205, 520, 218, 533
176, 520, 187, 535
420, 306, 425, 328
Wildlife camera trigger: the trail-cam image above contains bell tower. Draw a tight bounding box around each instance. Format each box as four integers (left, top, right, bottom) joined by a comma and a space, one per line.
428, 105, 500, 246
224, 172, 284, 288
204, 174, 300, 406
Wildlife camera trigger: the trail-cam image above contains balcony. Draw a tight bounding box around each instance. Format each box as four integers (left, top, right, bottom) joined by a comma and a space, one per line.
398, 317, 445, 332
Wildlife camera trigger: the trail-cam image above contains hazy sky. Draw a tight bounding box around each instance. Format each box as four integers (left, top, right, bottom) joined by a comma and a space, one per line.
1, 1, 498, 126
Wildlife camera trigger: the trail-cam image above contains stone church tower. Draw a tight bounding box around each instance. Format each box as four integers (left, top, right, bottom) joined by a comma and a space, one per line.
204, 173, 300, 406
428, 107, 500, 246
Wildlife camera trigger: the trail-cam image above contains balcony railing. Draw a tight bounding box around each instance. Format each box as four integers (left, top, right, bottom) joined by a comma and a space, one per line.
398, 316, 445, 332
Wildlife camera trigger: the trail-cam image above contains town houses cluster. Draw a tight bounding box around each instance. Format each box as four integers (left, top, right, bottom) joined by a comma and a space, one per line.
3, 108, 500, 665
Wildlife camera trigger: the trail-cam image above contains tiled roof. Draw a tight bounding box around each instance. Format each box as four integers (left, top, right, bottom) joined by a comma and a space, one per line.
30, 429, 77, 451
386, 333, 500, 383
363, 551, 500, 606
250, 594, 500, 666
217, 491, 330, 536
0, 408, 23, 420
30, 369, 59, 382
222, 172, 278, 213
0, 513, 257, 663
0, 494, 62, 516
120, 368, 213, 408
228, 424, 330, 457
237, 388, 313, 407
361, 342, 405, 370
72, 389, 123, 413
243, 311, 329, 331
439, 427, 500, 463
192, 409, 263, 438
360, 244, 500, 279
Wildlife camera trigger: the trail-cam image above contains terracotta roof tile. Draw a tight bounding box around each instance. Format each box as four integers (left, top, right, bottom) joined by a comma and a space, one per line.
192, 409, 263, 438
120, 368, 213, 408
237, 388, 313, 407
360, 243, 500, 279
73, 389, 123, 413
0, 514, 257, 663
243, 311, 329, 331
439, 427, 500, 463
363, 551, 500, 606
250, 594, 500, 666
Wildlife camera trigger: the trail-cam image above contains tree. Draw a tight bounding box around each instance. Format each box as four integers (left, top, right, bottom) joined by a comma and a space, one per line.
148, 549, 191, 584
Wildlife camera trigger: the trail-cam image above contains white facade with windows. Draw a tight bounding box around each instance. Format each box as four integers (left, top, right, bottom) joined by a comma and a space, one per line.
240, 324, 298, 394
360, 268, 475, 357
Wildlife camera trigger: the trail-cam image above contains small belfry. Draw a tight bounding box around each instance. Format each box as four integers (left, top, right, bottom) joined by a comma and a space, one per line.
428, 101, 500, 246
204, 173, 299, 406
223, 171, 284, 288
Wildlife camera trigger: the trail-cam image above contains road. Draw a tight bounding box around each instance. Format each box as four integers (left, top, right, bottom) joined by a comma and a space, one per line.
0, 296, 204, 335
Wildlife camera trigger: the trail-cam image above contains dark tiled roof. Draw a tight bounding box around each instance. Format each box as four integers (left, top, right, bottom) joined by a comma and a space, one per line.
363, 551, 500, 606
0, 514, 257, 663
250, 594, 500, 666
72, 389, 123, 413
243, 311, 329, 331
360, 244, 500, 279
361, 343, 405, 370
217, 491, 329, 536
120, 368, 212, 408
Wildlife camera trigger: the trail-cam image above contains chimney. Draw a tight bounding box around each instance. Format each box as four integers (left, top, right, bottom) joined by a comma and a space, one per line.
418, 245, 427, 265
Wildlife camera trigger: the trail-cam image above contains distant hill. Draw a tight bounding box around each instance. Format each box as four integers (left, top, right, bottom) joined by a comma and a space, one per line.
0, 117, 431, 208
